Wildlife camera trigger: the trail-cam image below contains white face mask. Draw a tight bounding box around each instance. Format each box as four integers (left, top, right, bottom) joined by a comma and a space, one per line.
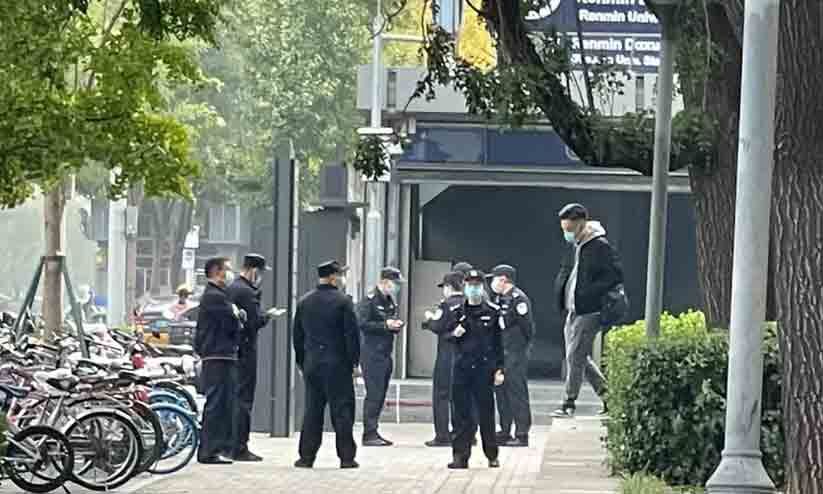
224, 270, 235, 284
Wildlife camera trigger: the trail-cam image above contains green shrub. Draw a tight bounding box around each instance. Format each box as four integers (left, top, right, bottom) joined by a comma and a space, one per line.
604, 311, 783, 488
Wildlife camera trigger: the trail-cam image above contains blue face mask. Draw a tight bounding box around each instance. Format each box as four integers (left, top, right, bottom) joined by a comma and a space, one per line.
464, 284, 483, 299
563, 230, 577, 244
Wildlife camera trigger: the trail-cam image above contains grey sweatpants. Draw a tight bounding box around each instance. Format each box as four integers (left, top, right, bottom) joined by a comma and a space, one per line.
563, 312, 607, 402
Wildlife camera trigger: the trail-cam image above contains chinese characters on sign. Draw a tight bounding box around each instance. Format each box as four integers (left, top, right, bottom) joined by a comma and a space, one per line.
525, 0, 662, 73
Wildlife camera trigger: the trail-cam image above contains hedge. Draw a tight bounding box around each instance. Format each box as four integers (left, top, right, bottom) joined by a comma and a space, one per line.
604, 311, 784, 488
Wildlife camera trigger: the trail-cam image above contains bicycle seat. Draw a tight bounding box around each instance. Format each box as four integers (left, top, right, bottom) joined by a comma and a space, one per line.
159, 344, 194, 355
117, 370, 151, 385
0, 383, 30, 399
45, 375, 80, 392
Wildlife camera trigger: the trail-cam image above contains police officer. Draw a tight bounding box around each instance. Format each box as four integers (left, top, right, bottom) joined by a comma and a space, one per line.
195, 256, 243, 465
357, 267, 405, 446
438, 270, 505, 469
422, 270, 466, 447
488, 264, 534, 447
293, 260, 360, 469
227, 253, 281, 462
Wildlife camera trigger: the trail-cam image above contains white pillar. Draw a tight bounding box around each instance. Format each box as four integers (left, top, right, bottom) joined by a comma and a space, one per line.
706, 1, 780, 492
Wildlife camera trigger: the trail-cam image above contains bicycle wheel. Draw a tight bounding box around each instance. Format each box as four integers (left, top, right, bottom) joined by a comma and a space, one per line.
67, 396, 163, 476
63, 409, 142, 491
4, 425, 75, 493
147, 403, 198, 475
153, 381, 198, 414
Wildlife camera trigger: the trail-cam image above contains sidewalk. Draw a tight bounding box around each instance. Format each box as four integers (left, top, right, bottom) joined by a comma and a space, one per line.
118, 419, 618, 494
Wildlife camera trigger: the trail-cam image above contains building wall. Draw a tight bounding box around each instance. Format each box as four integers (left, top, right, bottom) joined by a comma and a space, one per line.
418, 185, 700, 378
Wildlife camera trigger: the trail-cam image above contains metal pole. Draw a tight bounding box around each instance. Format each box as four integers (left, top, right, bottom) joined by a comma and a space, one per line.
107, 189, 127, 329
643, 8, 677, 338
706, 1, 780, 492
364, 0, 384, 293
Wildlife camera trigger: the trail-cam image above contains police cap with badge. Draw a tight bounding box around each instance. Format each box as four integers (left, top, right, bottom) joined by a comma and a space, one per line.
489, 263, 529, 317
437, 271, 465, 290
380, 266, 405, 283
243, 253, 270, 271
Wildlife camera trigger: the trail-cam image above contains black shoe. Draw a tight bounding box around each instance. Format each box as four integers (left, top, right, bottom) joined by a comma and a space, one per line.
363, 434, 393, 446
488, 459, 500, 468
551, 404, 576, 418
198, 454, 233, 465
341, 460, 360, 469
425, 438, 452, 447
448, 459, 469, 469
496, 431, 514, 445
234, 450, 263, 462
294, 458, 314, 468
504, 436, 529, 447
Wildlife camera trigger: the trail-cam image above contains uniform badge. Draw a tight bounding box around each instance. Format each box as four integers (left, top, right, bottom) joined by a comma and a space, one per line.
516, 302, 529, 315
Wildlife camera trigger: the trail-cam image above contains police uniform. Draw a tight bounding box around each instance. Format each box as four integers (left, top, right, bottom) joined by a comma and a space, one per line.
442, 270, 504, 469
489, 264, 535, 446
293, 261, 360, 468
356, 267, 404, 445
423, 271, 466, 446
226, 253, 271, 461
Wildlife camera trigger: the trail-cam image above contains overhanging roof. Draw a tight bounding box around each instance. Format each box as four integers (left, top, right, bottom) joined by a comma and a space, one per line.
394, 162, 692, 194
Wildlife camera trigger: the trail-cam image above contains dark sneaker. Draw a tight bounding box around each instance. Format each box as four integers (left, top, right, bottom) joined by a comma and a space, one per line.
496, 431, 514, 445
363, 434, 393, 447
504, 437, 529, 447
448, 459, 469, 469
234, 450, 263, 462
294, 458, 314, 468
340, 460, 360, 469
488, 459, 501, 468
425, 438, 452, 447
198, 455, 233, 465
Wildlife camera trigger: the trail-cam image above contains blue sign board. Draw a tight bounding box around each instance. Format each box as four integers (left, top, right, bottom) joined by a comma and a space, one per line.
525, 0, 662, 73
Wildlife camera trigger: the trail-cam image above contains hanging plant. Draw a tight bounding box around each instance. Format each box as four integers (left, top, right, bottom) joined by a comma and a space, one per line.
353, 134, 390, 180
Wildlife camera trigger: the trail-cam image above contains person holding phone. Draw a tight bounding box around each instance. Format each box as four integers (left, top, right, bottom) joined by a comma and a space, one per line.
356, 266, 405, 447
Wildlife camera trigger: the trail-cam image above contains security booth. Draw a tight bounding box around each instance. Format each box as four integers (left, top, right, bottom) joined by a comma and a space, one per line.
386, 121, 701, 379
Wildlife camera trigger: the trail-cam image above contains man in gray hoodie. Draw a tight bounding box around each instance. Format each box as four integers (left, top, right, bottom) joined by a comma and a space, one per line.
552, 204, 624, 418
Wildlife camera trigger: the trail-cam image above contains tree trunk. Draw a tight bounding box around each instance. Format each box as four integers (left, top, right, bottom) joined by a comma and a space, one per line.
43, 184, 66, 340
773, 3, 823, 492
125, 185, 144, 318
684, 4, 742, 329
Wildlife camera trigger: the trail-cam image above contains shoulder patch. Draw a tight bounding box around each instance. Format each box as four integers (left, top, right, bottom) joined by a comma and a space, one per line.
367, 292, 375, 299
432, 308, 443, 321
516, 302, 529, 315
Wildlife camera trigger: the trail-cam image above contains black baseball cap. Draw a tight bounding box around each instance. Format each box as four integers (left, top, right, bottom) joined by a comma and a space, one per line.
380, 266, 405, 283
558, 203, 589, 220
437, 271, 465, 290
452, 262, 474, 275
464, 269, 485, 283
488, 264, 516, 282
243, 253, 270, 271
317, 260, 349, 278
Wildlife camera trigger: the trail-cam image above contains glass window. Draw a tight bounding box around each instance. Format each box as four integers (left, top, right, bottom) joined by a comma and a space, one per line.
487, 128, 578, 166
401, 127, 485, 163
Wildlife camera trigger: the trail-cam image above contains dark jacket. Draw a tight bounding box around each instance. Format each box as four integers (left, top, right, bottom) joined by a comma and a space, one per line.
424, 294, 465, 347
554, 223, 624, 316
293, 284, 360, 372
195, 281, 241, 359
226, 276, 268, 350
356, 289, 398, 357
493, 286, 535, 353
441, 299, 504, 372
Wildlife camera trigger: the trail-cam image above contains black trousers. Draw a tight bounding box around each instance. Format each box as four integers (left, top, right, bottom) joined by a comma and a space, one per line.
361, 349, 392, 437
495, 348, 532, 438
232, 345, 258, 454
198, 359, 236, 460
451, 360, 498, 462
432, 341, 454, 441
298, 361, 357, 462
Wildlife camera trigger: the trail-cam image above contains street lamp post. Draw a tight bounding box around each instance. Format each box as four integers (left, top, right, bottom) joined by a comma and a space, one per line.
643, 0, 681, 338
706, 1, 780, 492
